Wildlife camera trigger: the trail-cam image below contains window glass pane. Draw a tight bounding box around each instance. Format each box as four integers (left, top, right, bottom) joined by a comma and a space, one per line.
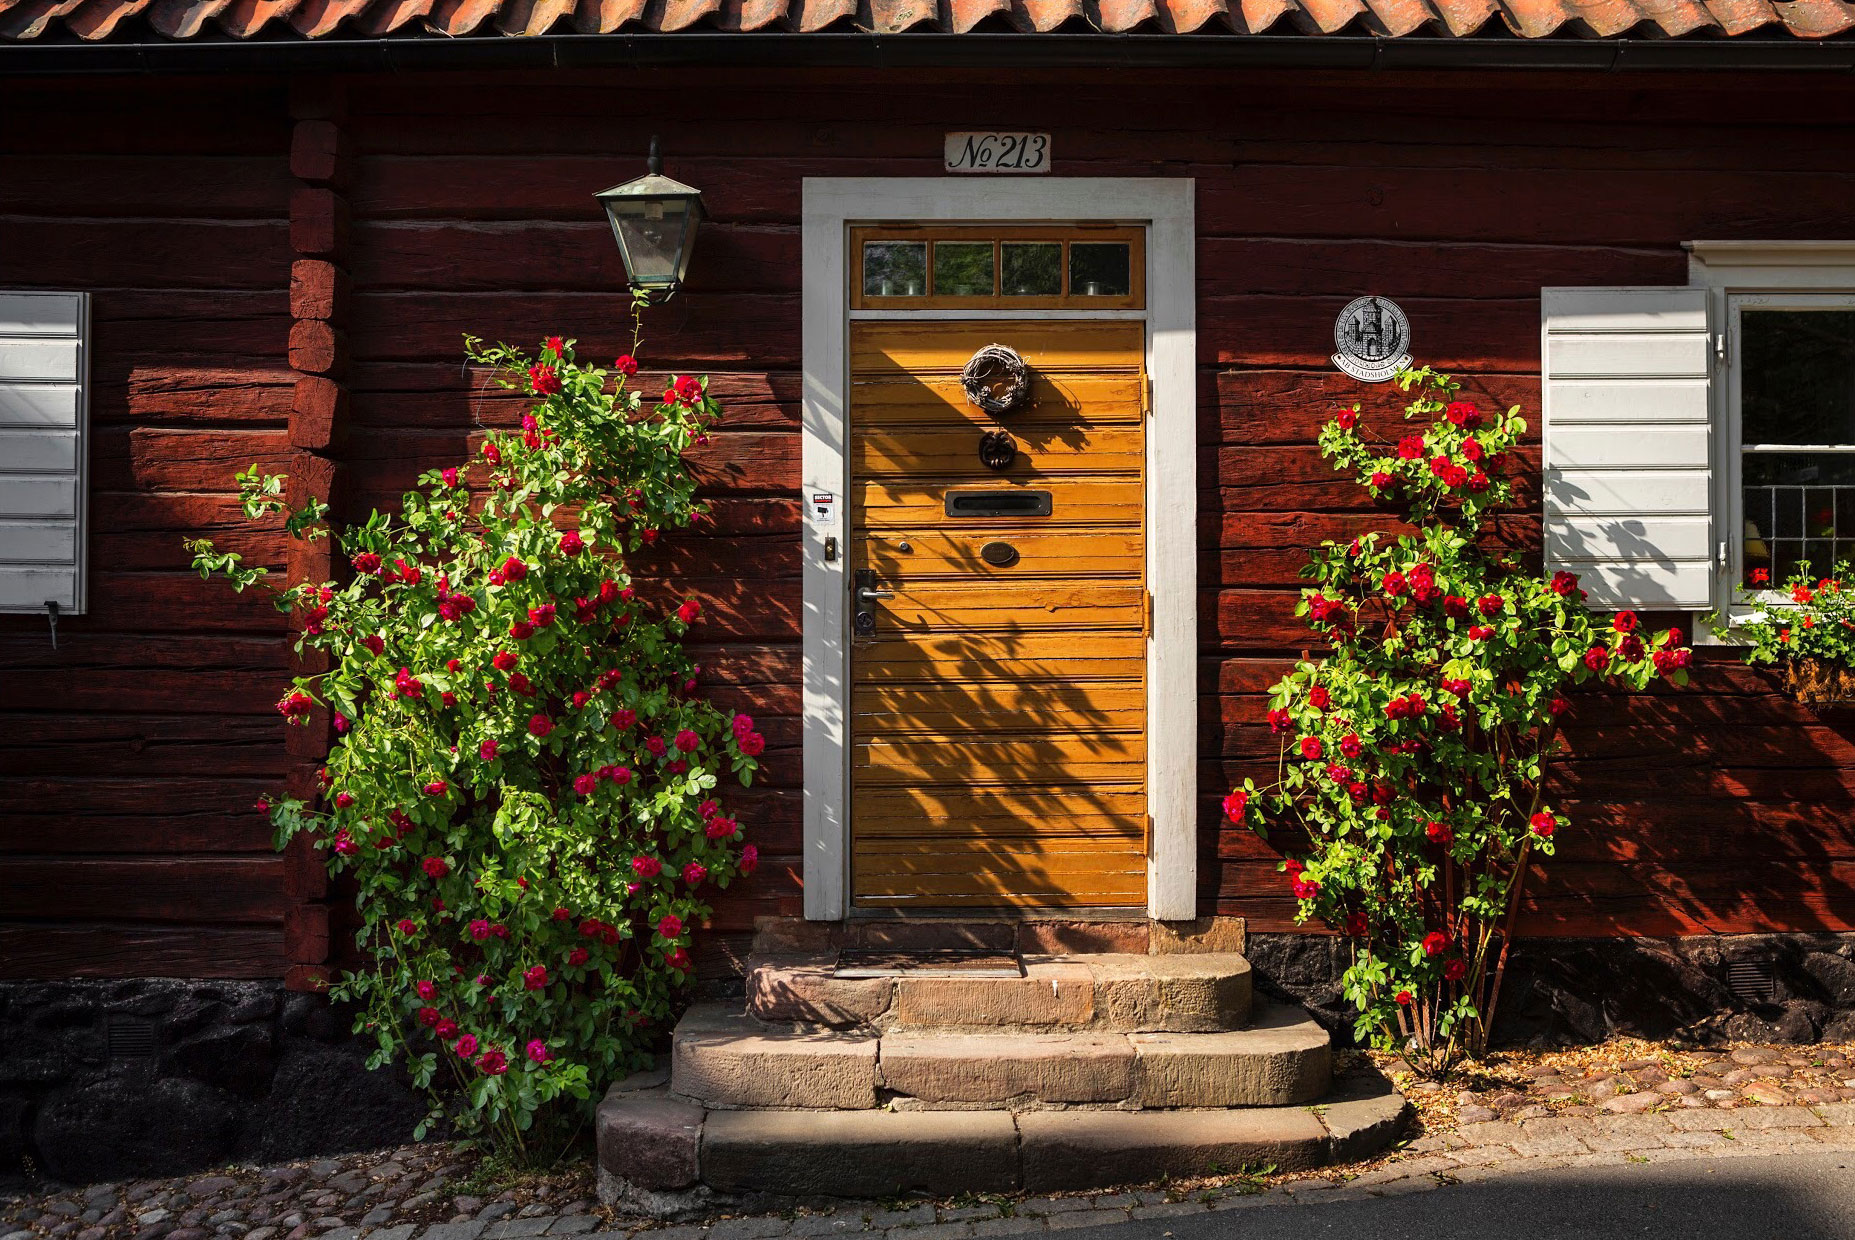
1001, 242, 1062, 296
1742, 454, 1855, 582
862, 241, 926, 298
1069, 243, 1131, 297
933, 242, 995, 297
1742, 309, 1855, 445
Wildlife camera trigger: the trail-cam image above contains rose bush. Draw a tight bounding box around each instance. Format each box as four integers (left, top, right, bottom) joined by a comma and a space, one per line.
1225, 367, 1693, 1072
189, 332, 762, 1157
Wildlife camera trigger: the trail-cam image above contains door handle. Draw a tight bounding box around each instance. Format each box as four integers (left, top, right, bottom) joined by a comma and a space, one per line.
853, 569, 890, 636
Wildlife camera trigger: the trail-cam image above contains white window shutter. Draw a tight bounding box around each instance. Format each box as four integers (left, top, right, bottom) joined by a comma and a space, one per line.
0, 291, 90, 615
1541, 286, 1713, 611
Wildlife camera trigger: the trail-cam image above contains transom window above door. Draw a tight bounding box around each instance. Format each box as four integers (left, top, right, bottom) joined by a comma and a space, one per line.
852, 226, 1145, 311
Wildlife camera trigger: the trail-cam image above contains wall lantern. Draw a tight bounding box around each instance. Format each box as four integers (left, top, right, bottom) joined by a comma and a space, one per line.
593, 136, 705, 295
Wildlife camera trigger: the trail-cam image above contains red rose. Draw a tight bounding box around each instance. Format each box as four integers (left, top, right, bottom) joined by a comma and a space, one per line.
1445, 401, 1481, 429
568, 947, 590, 967
419, 856, 447, 879
499, 556, 528, 582
1335, 409, 1358, 430
1444, 959, 1467, 982
492, 650, 518, 672
1339, 732, 1362, 758
528, 365, 563, 396
476, 1048, 509, 1076
525, 1039, 551, 1065
361, 634, 385, 657
657, 914, 683, 940
1548, 696, 1570, 716
615, 354, 639, 377
351, 551, 381, 574
528, 602, 556, 627
666, 947, 692, 972
1530, 812, 1556, 838
1478, 594, 1504, 617
441, 467, 460, 488
559, 530, 584, 555
674, 729, 700, 754
1619, 634, 1646, 662
632, 856, 662, 878
1468, 625, 1493, 641
278, 690, 315, 721
1369, 470, 1394, 490
1396, 435, 1425, 460
479, 739, 499, 761
1425, 821, 1452, 844
1422, 931, 1448, 957
523, 965, 548, 991
740, 844, 759, 874
682, 862, 708, 886
572, 773, 597, 796
738, 731, 766, 757
1583, 646, 1609, 673
509, 621, 534, 640
417, 1006, 440, 1027
675, 599, 701, 625
1299, 736, 1323, 761
1550, 570, 1580, 597
1292, 878, 1320, 900
396, 918, 417, 936
434, 1018, 458, 1039
1395, 990, 1413, 1006
423, 779, 448, 797
1308, 685, 1331, 710
1382, 571, 1407, 597
1344, 911, 1368, 937
705, 816, 739, 840
468, 919, 491, 941
1223, 789, 1249, 822
1613, 610, 1639, 633
481, 441, 501, 465
528, 714, 554, 737
646, 735, 668, 758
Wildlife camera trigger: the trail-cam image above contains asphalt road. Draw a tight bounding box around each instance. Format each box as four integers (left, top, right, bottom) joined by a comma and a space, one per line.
1067, 1151, 1855, 1240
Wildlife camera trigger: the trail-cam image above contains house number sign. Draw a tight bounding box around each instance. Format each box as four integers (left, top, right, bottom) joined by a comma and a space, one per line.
945, 132, 1051, 174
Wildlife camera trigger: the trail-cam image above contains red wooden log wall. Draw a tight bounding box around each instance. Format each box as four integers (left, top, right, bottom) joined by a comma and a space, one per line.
4, 66, 1854, 980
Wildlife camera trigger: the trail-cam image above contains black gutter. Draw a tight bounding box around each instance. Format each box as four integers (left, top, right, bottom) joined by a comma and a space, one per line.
1, 30, 1853, 76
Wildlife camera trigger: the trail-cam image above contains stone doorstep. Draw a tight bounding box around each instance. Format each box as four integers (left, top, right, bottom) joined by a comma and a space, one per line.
597, 1075, 1407, 1202
671, 1001, 1330, 1111
749, 916, 1247, 959
745, 953, 1253, 1034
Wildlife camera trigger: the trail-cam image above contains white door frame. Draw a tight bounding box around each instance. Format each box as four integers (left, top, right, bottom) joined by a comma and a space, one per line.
799, 178, 1198, 921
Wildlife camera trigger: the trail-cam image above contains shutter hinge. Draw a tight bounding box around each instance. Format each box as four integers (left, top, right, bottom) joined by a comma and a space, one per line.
1144, 813, 1155, 858
1142, 376, 1154, 418
1143, 589, 1154, 638
1715, 331, 1729, 369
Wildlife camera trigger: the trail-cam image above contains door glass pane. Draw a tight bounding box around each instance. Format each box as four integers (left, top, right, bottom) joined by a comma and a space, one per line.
862, 241, 927, 297
1070, 242, 1131, 296
933, 242, 995, 297
1001, 242, 1062, 296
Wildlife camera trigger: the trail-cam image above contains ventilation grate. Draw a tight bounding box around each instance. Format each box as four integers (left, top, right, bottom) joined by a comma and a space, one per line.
1726, 958, 1779, 1005
106, 1017, 156, 1058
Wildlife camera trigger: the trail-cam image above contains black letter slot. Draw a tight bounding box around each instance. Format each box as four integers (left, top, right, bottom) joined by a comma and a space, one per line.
944, 489, 1053, 518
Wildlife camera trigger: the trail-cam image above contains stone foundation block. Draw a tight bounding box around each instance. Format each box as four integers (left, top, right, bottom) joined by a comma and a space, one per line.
1017, 1107, 1330, 1191
1151, 916, 1248, 956
671, 1004, 878, 1109
702, 1109, 1020, 1197
1129, 1004, 1329, 1106
1085, 954, 1251, 1032
893, 965, 1095, 1030
879, 1033, 1137, 1104
595, 1085, 703, 1189
746, 959, 894, 1028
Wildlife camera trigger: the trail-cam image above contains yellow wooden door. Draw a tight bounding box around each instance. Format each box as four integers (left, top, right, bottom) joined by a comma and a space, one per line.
849, 320, 1148, 909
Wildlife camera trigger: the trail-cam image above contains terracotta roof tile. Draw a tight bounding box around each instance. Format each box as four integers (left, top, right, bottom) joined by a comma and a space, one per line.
4, 0, 1850, 40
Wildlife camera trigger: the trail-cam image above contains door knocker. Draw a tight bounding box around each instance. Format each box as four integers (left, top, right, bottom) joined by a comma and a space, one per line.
961, 344, 1030, 415
978, 430, 1017, 471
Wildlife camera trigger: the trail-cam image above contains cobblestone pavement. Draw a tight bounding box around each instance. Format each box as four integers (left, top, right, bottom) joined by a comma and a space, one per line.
6, 1064, 1855, 1240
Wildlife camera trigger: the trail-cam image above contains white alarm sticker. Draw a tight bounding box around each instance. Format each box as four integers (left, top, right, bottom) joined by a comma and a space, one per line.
809, 492, 836, 525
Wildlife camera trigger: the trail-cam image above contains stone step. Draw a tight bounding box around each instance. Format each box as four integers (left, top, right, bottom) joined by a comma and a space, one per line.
670, 1000, 1329, 1110
746, 951, 1253, 1032
597, 1071, 1409, 1205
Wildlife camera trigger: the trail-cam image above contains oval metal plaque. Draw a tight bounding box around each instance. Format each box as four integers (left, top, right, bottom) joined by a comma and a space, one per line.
980, 541, 1020, 568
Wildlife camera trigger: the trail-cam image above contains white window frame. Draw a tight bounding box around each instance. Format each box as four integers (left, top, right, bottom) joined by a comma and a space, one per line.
799, 178, 1198, 922
1688, 241, 1855, 635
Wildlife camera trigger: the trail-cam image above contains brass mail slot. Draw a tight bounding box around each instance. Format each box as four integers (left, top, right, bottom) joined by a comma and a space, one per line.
944, 489, 1053, 518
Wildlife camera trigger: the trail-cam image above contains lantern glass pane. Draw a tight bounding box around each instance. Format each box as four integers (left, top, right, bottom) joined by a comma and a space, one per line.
611, 199, 693, 288
1002, 243, 1062, 296
1069, 242, 1131, 296
934, 242, 995, 297
862, 241, 927, 297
